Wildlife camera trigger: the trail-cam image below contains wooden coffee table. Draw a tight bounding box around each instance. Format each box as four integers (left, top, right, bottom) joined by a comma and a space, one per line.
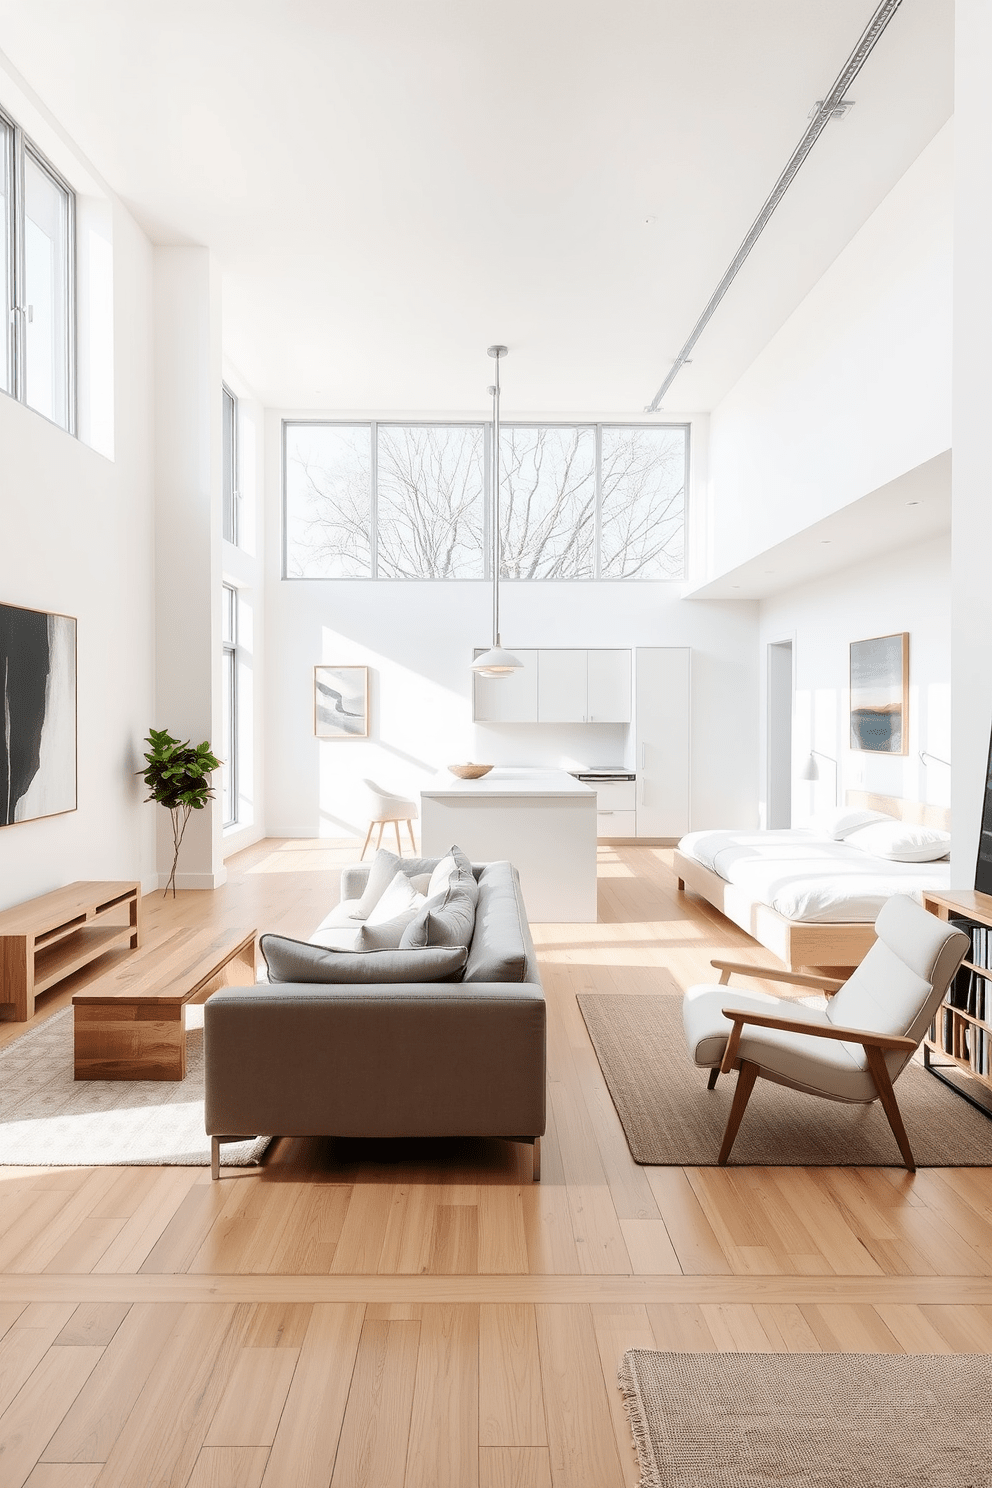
72, 926, 256, 1080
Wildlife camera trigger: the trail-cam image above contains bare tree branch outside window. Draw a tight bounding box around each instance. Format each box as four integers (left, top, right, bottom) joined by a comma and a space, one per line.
377, 425, 485, 578
284, 424, 373, 577
283, 420, 687, 581
600, 427, 685, 579
499, 426, 596, 579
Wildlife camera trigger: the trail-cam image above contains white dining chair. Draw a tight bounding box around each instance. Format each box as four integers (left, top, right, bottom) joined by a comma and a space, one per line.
361, 779, 418, 858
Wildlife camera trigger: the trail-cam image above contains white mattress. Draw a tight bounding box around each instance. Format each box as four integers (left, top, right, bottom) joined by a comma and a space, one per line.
677, 828, 951, 924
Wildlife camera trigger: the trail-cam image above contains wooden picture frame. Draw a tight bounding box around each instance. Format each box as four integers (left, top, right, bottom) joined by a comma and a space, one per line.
314, 665, 369, 738
850, 632, 908, 755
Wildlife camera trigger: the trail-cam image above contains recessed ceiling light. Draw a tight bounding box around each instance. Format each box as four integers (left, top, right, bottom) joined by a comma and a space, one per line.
820, 539, 832, 545
764, 569, 774, 574
644, 215, 657, 225
907, 499, 921, 506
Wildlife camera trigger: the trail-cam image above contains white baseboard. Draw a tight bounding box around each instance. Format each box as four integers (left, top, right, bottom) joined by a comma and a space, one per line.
156, 868, 228, 892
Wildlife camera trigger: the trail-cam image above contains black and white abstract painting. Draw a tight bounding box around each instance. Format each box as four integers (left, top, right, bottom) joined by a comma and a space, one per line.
314, 665, 369, 738
0, 602, 77, 826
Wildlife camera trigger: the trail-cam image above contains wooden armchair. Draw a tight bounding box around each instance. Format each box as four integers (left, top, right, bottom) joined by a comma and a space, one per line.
682, 896, 969, 1170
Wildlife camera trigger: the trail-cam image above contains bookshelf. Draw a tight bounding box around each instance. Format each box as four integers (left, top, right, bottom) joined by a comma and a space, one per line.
922, 887, 992, 1117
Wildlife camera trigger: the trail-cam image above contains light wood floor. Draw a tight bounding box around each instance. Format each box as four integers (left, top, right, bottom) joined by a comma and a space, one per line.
2, 840, 992, 1487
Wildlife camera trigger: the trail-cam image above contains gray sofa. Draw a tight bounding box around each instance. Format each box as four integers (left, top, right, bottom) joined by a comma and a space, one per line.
204, 859, 546, 1179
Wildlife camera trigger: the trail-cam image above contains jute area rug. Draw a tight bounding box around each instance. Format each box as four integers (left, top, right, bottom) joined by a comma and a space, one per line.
577, 992, 992, 1166
618, 1349, 992, 1488
0, 1006, 270, 1167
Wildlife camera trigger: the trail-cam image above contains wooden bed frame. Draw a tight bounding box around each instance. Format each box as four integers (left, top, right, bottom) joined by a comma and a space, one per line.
674, 792, 951, 971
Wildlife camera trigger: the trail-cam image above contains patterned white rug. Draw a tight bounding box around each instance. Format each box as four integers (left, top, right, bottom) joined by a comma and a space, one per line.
0, 1006, 270, 1167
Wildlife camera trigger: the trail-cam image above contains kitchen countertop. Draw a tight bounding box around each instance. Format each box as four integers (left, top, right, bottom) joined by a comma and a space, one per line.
421, 766, 596, 800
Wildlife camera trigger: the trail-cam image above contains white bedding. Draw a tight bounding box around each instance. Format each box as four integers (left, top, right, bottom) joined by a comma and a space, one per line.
677, 828, 951, 924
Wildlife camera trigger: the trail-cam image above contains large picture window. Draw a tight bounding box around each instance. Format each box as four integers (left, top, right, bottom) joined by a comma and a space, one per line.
0, 107, 74, 432
284, 421, 687, 580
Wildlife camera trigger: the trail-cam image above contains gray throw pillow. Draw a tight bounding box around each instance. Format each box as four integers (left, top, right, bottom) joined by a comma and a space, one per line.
399, 883, 476, 950
259, 934, 468, 984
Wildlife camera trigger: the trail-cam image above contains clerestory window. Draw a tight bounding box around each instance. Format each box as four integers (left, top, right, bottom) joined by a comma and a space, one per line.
283, 421, 687, 581
0, 107, 75, 432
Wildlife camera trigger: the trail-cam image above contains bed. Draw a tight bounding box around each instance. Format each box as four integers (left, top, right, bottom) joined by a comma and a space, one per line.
674, 792, 952, 970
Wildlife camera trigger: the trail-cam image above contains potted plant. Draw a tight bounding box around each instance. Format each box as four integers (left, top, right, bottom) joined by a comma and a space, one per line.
140, 728, 222, 897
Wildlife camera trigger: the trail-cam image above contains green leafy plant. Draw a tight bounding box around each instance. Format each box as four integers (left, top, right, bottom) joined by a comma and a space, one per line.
140, 728, 222, 897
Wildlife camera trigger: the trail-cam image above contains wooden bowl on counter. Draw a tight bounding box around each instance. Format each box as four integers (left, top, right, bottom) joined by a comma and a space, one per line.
447, 763, 494, 780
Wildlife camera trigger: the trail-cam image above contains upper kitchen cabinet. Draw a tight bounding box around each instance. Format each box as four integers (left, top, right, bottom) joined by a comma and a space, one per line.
538, 649, 631, 723
473, 648, 631, 724
473, 649, 539, 722
587, 649, 632, 722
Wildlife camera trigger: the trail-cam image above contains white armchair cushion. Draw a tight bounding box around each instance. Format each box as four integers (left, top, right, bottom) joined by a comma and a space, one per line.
683, 985, 876, 1102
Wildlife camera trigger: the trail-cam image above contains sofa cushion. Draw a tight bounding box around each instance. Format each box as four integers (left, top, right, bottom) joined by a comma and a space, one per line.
259, 934, 468, 984
462, 861, 536, 984
399, 884, 476, 950
349, 851, 433, 920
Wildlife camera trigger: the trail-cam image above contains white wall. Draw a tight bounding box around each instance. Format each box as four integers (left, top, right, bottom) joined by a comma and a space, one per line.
757, 533, 950, 830
951, 1, 992, 889
264, 413, 758, 838
153, 249, 226, 890
221, 362, 266, 856
702, 123, 953, 583
0, 197, 157, 909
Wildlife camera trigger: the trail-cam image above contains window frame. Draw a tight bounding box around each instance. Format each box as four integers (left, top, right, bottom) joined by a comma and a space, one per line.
222, 383, 240, 546
0, 104, 76, 434
221, 583, 238, 829
282, 418, 690, 582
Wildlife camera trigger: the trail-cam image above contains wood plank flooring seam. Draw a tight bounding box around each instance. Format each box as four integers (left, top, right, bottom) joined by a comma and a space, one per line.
6, 1274, 992, 1306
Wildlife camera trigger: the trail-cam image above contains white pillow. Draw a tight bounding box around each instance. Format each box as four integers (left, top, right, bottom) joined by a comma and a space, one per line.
845, 820, 951, 863
808, 807, 896, 841
427, 854, 457, 899
365, 871, 427, 926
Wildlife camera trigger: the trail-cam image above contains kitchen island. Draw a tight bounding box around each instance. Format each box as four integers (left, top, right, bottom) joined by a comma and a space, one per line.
420, 767, 598, 922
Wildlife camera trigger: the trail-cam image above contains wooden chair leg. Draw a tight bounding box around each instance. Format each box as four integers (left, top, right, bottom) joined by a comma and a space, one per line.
375, 821, 386, 849
360, 822, 375, 859
707, 1067, 720, 1090
864, 1045, 916, 1172
718, 1060, 759, 1164
407, 819, 417, 853
393, 820, 402, 854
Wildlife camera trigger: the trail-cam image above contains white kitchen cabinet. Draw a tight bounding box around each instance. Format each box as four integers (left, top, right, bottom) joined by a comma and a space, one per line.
537, 650, 588, 722
473, 649, 539, 722
635, 647, 690, 838
587, 649, 631, 722
536, 649, 631, 723
592, 778, 637, 838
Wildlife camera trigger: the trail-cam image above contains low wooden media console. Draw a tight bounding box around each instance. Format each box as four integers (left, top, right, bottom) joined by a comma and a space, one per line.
0, 881, 141, 1021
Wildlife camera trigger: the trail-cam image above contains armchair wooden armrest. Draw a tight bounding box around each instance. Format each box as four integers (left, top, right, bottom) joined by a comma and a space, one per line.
710, 958, 845, 994
719, 1005, 916, 1075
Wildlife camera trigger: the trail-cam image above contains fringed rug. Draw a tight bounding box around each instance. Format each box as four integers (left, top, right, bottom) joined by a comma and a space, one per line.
577, 992, 992, 1165
0, 1006, 270, 1167
618, 1350, 992, 1488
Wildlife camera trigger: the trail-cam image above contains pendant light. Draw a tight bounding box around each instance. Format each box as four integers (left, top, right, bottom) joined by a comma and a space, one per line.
472, 345, 523, 678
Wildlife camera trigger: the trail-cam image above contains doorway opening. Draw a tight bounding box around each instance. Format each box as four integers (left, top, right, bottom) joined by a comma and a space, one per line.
767, 640, 793, 828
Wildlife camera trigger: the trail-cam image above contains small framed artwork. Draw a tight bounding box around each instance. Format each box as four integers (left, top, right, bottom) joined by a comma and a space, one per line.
850, 632, 909, 754
0, 600, 77, 826
314, 665, 369, 738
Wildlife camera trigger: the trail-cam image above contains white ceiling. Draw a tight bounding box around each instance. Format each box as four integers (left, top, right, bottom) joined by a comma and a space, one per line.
684, 452, 952, 600
0, 0, 953, 413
